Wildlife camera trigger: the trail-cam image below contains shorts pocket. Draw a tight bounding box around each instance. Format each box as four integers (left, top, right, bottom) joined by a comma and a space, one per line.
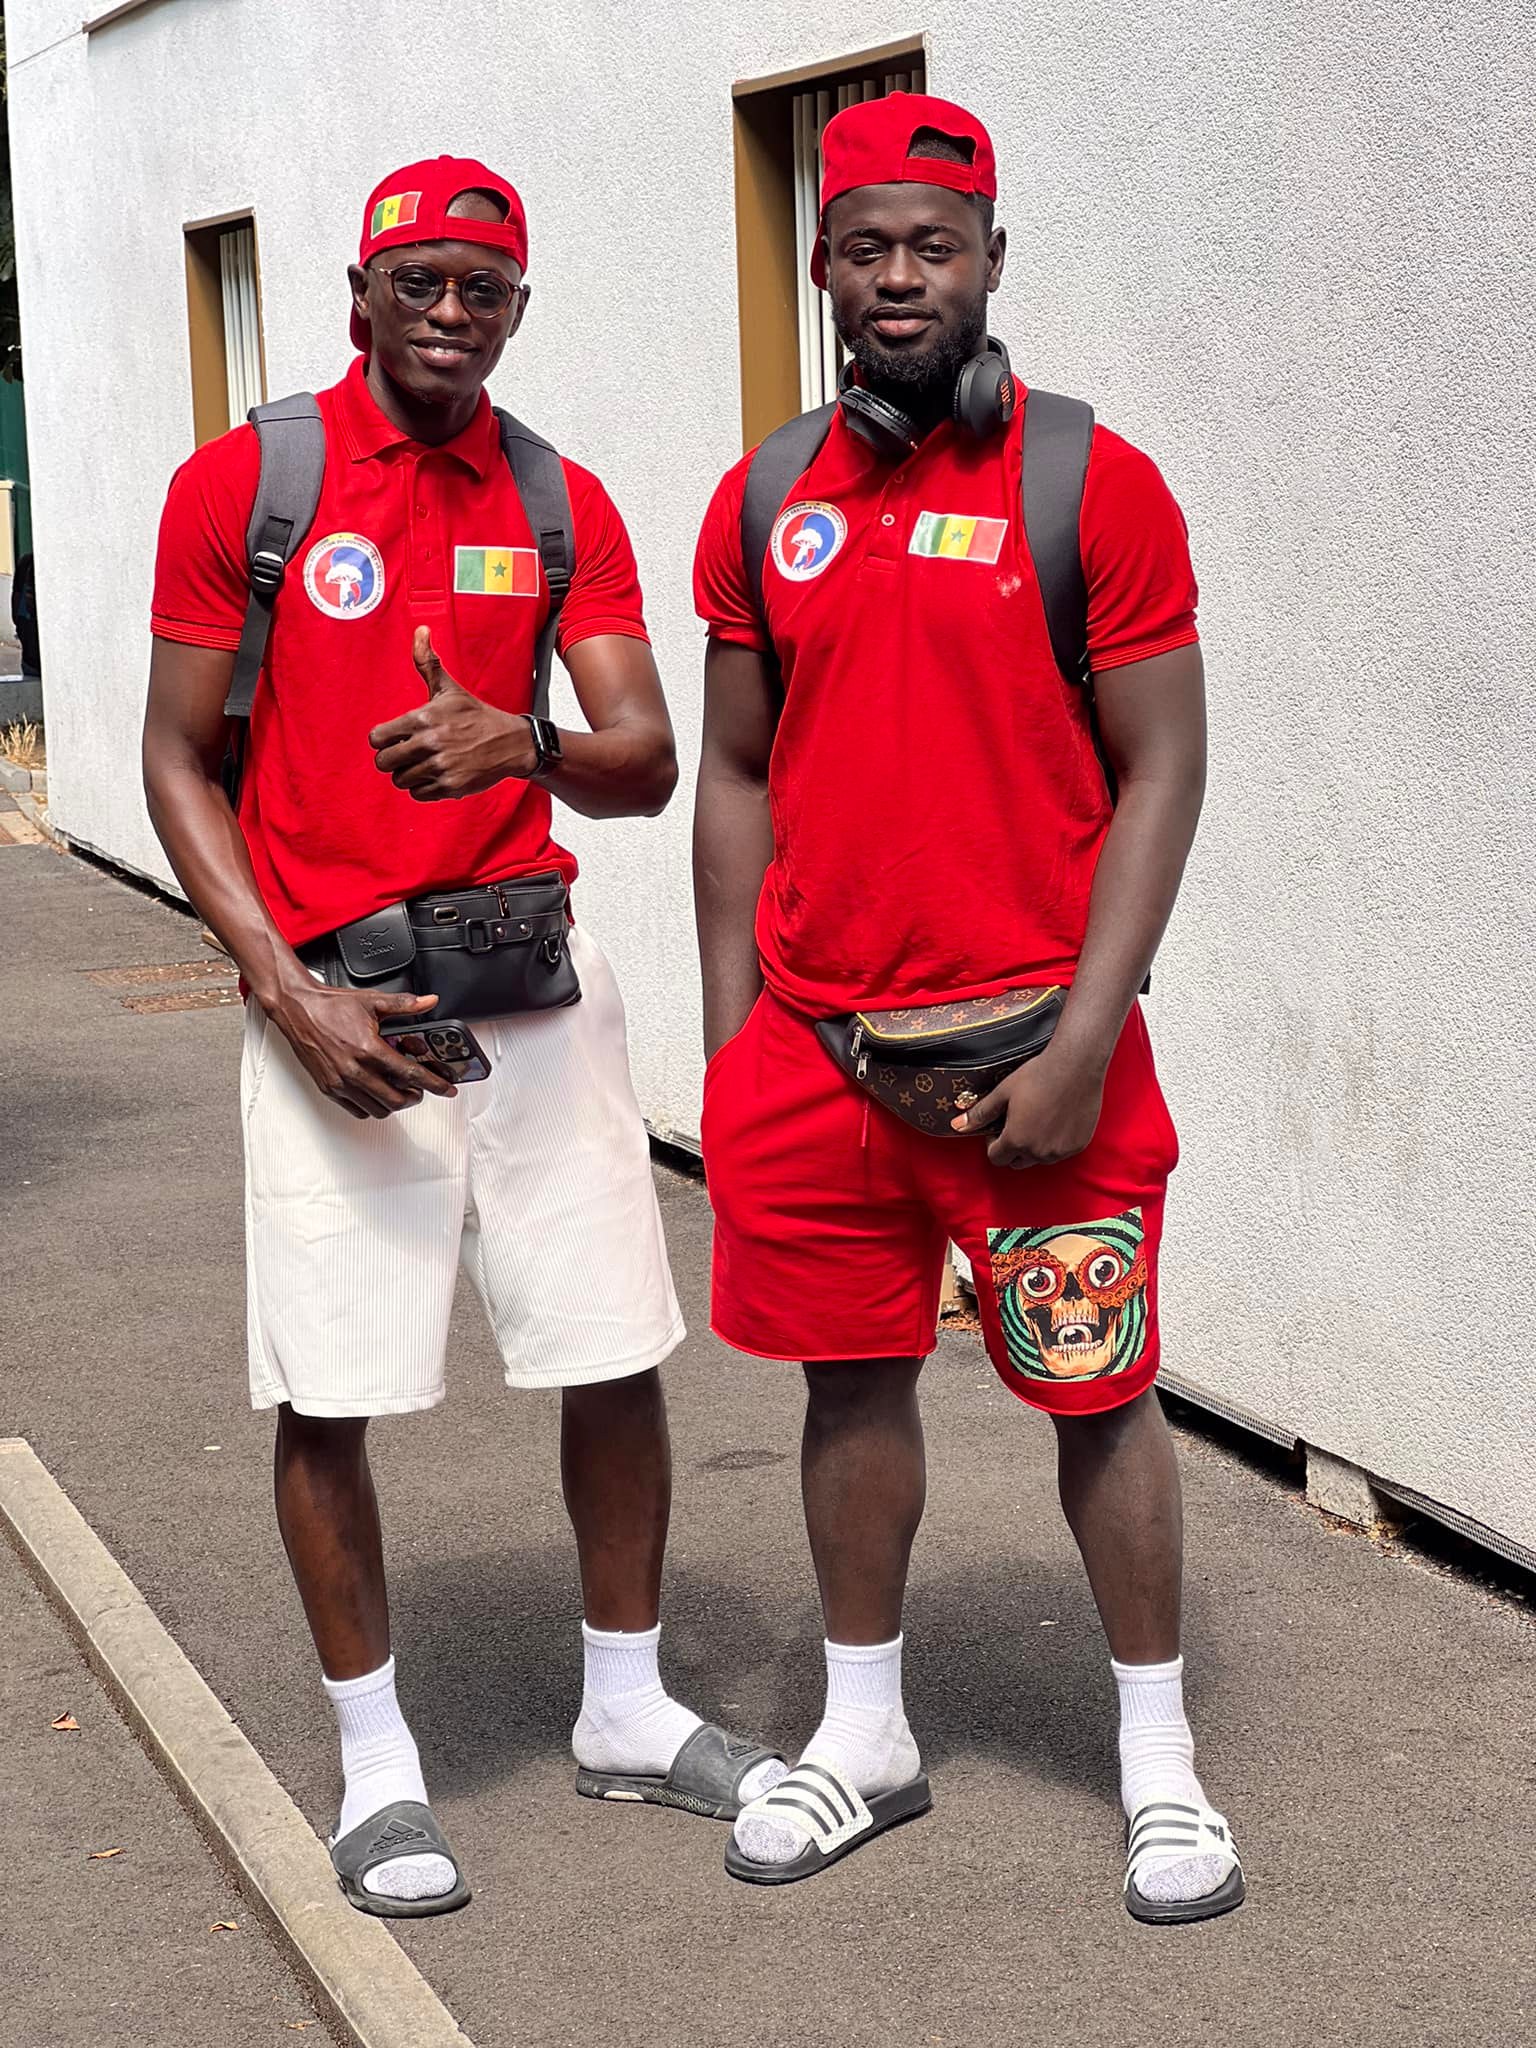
241, 999, 275, 1129
702, 996, 761, 1094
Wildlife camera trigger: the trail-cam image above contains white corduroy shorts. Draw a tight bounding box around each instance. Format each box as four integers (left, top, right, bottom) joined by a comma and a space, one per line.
241, 924, 684, 1416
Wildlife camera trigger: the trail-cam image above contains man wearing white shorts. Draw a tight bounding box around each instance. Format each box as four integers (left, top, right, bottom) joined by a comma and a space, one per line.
143, 154, 783, 1916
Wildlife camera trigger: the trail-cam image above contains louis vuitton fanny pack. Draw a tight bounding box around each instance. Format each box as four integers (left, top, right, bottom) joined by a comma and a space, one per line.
298, 872, 580, 1021
814, 987, 1066, 1136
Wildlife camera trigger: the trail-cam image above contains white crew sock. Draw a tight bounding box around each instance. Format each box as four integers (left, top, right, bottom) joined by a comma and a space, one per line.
573, 1621, 782, 1803
324, 1658, 456, 1903
733, 1636, 921, 1868
1112, 1654, 1231, 1904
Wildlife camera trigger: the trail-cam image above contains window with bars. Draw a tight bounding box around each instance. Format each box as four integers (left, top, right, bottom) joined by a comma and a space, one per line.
184, 214, 268, 447
732, 40, 927, 450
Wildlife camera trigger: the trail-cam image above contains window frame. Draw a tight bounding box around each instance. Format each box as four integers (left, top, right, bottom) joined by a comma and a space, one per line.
731, 36, 929, 451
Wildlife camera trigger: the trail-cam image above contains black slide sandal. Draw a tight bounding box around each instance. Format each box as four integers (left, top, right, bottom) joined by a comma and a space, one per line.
725, 1758, 932, 1886
328, 1800, 472, 1920
1124, 1800, 1245, 1925
577, 1722, 786, 1821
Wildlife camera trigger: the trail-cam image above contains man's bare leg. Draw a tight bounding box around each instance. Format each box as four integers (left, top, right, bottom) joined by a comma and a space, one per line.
802, 1358, 928, 1642
1052, 1387, 1182, 1662
274, 1404, 456, 1901
1054, 1388, 1235, 1905
733, 1358, 928, 1866
561, 1368, 671, 1630
274, 1407, 389, 1676
564, 1368, 779, 1801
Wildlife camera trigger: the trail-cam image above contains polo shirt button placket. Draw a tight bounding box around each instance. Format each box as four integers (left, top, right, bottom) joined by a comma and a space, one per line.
866, 483, 908, 567
407, 455, 443, 598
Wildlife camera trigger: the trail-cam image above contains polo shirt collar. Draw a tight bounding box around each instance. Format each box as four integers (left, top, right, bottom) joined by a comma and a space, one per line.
336, 356, 498, 479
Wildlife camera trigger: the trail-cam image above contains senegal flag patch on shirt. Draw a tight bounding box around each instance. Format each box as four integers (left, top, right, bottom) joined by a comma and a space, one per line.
909, 512, 1008, 564
369, 191, 421, 237
454, 547, 540, 596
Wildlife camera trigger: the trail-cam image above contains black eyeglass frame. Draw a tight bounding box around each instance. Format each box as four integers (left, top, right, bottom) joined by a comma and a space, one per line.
370, 261, 526, 320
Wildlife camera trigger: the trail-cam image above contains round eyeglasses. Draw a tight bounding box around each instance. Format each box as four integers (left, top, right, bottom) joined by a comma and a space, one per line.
372, 262, 522, 320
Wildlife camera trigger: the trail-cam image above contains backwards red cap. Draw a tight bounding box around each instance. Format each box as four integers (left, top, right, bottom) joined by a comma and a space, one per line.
810, 92, 996, 287
351, 155, 529, 351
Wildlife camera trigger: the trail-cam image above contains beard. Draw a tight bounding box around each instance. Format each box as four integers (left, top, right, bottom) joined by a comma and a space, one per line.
834, 297, 990, 407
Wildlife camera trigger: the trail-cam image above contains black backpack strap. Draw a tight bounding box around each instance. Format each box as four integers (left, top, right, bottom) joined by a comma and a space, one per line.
1021, 386, 1151, 986
1020, 387, 1095, 691
495, 409, 575, 720
225, 394, 325, 721
740, 402, 838, 635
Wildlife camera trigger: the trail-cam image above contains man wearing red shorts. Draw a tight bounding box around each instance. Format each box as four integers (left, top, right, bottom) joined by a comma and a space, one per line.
693, 93, 1243, 1917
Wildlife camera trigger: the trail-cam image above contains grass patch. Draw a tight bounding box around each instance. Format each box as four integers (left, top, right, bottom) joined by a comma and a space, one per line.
1, 719, 44, 769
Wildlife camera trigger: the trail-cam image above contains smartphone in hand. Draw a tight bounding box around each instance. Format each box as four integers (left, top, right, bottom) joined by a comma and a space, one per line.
380, 1017, 492, 1084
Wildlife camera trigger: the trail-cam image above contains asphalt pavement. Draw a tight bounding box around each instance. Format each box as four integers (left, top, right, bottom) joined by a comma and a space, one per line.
2, 840, 1532, 2048
0, 1530, 332, 2045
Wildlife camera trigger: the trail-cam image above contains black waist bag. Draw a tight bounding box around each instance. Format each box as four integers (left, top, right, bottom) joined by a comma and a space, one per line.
301, 873, 580, 1021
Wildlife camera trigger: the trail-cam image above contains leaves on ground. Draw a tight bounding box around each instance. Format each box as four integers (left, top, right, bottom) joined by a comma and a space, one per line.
87, 1847, 124, 1860
50, 1713, 80, 1732
209, 1919, 239, 1932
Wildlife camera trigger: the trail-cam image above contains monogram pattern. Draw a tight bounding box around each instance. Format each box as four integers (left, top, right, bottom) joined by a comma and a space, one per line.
813, 988, 1066, 1137
856, 986, 1062, 1046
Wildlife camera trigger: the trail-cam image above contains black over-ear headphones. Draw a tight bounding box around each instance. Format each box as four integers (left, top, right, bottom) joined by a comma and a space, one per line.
837, 337, 1017, 459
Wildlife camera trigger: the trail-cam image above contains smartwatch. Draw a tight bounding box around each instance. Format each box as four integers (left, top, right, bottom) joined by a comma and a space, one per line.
525, 715, 563, 778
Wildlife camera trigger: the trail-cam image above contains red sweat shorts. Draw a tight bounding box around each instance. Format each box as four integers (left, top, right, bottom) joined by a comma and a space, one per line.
701, 992, 1180, 1416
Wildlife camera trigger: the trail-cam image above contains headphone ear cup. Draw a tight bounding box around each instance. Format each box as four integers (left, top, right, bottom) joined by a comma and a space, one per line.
838, 381, 922, 459
953, 346, 1018, 439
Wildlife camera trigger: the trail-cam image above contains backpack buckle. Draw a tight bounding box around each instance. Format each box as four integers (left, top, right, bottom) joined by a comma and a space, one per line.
464, 920, 494, 955
539, 527, 573, 599
250, 547, 286, 599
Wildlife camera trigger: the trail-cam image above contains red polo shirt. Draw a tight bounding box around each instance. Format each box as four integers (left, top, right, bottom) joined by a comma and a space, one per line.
693, 397, 1198, 1016
152, 358, 649, 945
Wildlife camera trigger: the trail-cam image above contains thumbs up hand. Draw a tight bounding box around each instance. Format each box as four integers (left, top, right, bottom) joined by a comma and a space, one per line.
369, 626, 540, 801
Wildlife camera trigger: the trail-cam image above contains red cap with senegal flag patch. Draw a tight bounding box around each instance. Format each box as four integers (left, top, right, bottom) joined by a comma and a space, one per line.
809, 92, 996, 287
352, 155, 529, 351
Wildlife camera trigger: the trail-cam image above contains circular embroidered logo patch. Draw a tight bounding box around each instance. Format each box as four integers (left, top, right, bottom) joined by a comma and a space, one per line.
769, 501, 847, 582
303, 533, 385, 619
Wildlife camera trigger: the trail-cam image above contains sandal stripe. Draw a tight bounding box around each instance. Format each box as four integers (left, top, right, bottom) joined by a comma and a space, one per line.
763, 1791, 841, 1836
1128, 1818, 1202, 1848
1125, 1799, 1242, 1890
793, 1762, 858, 1823
769, 1776, 844, 1820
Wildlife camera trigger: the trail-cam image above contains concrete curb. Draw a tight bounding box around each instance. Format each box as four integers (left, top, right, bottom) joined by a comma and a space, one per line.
0, 1439, 476, 2048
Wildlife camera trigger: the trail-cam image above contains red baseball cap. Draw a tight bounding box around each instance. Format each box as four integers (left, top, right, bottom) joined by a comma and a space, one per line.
810, 92, 996, 286
351, 155, 529, 351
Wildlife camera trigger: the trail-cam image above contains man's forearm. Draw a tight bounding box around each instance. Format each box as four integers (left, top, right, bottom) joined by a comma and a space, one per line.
535, 719, 677, 820
144, 756, 311, 1013
1048, 772, 1203, 1075
693, 767, 772, 1058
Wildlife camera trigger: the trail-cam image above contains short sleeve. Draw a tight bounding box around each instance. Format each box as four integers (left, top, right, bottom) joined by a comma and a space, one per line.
150, 425, 261, 651
556, 463, 650, 655
1080, 428, 1200, 674
692, 454, 769, 652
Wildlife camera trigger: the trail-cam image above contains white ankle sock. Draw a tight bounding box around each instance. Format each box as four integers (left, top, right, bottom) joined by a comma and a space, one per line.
1112, 1654, 1230, 1904
324, 1657, 456, 1902
733, 1636, 921, 1869
572, 1623, 783, 1804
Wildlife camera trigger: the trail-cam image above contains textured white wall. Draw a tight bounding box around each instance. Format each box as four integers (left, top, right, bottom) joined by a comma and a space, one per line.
10, 1, 1534, 1544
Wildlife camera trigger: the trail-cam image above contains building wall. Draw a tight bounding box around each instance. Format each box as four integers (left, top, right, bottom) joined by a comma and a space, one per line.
10, 1, 1534, 1544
